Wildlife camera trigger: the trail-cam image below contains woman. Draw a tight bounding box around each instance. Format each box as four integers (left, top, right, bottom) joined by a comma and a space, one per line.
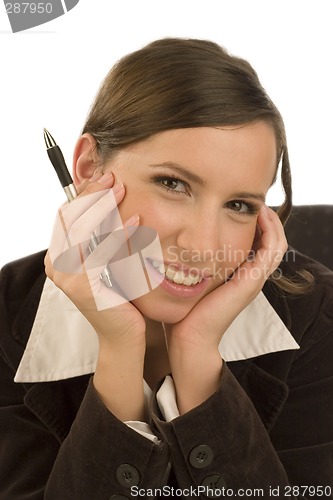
0, 38, 332, 499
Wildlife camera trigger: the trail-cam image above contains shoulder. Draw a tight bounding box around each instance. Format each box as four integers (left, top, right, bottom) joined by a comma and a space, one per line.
0, 250, 47, 299
0, 250, 47, 348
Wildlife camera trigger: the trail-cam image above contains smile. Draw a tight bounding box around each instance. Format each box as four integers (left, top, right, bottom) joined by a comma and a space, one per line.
151, 260, 204, 286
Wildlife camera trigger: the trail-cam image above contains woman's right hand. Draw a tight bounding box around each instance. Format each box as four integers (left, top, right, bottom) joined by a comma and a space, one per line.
44, 171, 147, 421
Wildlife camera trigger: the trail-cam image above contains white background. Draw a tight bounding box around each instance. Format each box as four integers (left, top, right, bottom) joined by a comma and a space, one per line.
0, 0, 332, 267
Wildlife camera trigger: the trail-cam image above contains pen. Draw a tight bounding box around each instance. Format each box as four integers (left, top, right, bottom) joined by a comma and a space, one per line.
43, 128, 113, 288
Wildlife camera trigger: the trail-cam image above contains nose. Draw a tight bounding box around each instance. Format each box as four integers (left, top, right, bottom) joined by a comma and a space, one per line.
175, 206, 221, 264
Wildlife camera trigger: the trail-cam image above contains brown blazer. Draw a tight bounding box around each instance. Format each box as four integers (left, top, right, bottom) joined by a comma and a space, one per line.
0, 250, 332, 499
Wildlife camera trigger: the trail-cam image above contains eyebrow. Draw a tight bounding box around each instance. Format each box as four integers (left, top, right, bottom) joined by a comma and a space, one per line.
148, 161, 266, 201
231, 191, 266, 202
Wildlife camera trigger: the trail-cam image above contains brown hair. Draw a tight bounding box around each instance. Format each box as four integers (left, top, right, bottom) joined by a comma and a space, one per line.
82, 37, 313, 294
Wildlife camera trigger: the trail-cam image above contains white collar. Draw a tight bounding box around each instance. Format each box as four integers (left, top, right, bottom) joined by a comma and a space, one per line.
14, 278, 299, 383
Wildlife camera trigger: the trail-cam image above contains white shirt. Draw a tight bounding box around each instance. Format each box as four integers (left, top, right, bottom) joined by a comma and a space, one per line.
15, 278, 299, 442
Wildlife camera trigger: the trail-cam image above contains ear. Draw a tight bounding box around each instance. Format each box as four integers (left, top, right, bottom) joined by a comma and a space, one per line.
72, 133, 100, 186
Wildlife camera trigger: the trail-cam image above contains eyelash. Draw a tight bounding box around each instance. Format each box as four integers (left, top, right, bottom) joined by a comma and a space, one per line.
152, 175, 189, 195
226, 200, 260, 216
152, 175, 260, 215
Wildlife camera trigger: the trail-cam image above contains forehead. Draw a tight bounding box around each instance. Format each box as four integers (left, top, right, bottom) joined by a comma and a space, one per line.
123, 121, 278, 189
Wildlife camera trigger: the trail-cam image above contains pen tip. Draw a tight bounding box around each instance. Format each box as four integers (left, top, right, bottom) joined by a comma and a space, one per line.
43, 128, 56, 148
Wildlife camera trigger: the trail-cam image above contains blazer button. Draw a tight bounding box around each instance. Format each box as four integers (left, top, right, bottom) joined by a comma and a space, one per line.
116, 464, 140, 487
201, 474, 226, 497
189, 444, 214, 469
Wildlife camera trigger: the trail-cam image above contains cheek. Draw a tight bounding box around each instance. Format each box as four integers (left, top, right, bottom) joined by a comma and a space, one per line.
115, 192, 153, 225
118, 191, 174, 238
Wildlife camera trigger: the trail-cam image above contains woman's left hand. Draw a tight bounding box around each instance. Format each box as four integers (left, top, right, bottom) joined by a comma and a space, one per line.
164, 205, 288, 413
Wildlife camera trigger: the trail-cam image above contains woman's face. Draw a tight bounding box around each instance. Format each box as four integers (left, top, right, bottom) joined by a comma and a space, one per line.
103, 122, 277, 323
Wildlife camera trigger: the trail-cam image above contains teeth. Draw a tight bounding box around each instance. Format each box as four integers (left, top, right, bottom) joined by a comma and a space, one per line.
173, 270, 186, 284
151, 261, 203, 286
165, 267, 176, 279
183, 275, 195, 286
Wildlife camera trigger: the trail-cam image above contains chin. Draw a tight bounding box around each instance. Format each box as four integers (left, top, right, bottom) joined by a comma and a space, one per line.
131, 295, 191, 324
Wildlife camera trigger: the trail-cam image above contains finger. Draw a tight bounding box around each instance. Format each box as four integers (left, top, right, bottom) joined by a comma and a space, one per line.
49, 184, 125, 264
59, 189, 110, 230
76, 170, 115, 196
251, 222, 262, 253
85, 215, 140, 275
86, 216, 142, 310
226, 208, 284, 293
58, 171, 117, 234
48, 190, 109, 259
267, 208, 288, 253
44, 251, 54, 280
253, 206, 286, 274
60, 170, 116, 225
259, 207, 287, 272
66, 184, 125, 247
53, 216, 141, 276
48, 172, 116, 260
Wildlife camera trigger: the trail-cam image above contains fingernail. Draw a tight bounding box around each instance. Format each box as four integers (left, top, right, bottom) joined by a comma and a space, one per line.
98, 171, 114, 184
124, 214, 140, 227
113, 215, 139, 232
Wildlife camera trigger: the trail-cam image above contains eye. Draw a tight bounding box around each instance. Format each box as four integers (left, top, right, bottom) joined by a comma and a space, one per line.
226, 200, 259, 215
153, 175, 189, 195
